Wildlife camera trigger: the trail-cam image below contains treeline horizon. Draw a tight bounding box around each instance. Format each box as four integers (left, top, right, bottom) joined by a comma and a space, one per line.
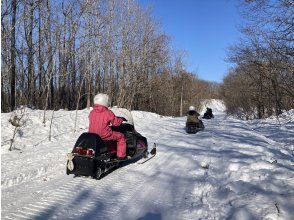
221, 0, 294, 119
2, 0, 219, 116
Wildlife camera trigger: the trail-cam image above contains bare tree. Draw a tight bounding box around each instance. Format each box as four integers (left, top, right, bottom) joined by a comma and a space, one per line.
1, 0, 220, 117
10, 0, 17, 111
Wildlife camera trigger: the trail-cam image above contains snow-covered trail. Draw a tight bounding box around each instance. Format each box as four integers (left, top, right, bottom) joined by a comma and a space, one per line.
1, 108, 294, 220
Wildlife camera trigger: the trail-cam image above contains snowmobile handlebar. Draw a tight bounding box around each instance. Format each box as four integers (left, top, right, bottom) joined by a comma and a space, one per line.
117, 116, 127, 122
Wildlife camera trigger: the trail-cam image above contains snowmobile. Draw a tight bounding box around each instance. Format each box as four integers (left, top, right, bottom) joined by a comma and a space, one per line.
66, 108, 155, 179
185, 108, 205, 134
202, 108, 214, 119
186, 120, 205, 134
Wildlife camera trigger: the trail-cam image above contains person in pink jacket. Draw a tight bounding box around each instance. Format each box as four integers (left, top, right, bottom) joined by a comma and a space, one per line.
88, 93, 127, 159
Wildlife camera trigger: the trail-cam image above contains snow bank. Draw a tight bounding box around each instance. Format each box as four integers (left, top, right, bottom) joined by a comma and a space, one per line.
1, 108, 162, 154
199, 99, 226, 115
1, 108, 90, 154
131, 110, 162, 120
247, 109, 294, 156
266, 109, 294, 122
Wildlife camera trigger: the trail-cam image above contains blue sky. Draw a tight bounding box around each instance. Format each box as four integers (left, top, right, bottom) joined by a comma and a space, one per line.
139, 0, 242, 82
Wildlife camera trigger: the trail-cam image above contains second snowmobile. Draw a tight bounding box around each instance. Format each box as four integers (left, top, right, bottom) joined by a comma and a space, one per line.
186, 121, 205, 133
185, 106, 205, 134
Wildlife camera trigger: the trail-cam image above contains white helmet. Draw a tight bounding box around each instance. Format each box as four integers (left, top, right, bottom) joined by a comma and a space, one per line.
94, 93, 109, 107
189, 106, 196, 111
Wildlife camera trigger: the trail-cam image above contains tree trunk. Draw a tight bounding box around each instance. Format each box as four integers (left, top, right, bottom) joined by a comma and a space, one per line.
38, 2, 43, 108
180, 85, 183, 117
27, 0, 35, 106
10, 0, 17, 111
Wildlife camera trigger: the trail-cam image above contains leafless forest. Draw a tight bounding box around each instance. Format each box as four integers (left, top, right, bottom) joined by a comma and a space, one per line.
2, 0, 293, 118
222, 0, 294, 119
1, 0, 219, 116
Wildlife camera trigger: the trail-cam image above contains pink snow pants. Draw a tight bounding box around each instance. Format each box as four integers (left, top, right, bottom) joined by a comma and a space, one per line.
103, 131, 126, 158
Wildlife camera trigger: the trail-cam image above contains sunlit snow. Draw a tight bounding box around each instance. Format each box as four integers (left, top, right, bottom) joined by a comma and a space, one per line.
1, 100, 293, 220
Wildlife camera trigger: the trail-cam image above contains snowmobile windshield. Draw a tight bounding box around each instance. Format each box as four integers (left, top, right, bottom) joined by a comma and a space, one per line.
110, 107, 134, 126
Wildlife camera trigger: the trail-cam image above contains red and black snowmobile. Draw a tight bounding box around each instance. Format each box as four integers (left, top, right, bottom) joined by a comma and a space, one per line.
66, 108, 155, 179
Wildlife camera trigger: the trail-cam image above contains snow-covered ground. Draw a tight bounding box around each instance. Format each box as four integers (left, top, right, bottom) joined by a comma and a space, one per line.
199, 99, 226, 115
1, 102, 294, 220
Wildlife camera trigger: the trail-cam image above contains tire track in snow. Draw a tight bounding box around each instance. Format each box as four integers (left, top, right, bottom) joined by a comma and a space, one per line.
114, 150, 195, 220
3, 178, 79, 219
3, 149, 173, 220
70, 151, 174, 219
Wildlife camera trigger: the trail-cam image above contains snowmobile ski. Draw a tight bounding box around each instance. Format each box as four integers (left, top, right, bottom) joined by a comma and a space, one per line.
138, 154, 156, 164
138, 143, 156, 164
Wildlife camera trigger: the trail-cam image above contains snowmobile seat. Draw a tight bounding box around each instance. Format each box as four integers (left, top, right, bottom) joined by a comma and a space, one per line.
74, 132, 108, 156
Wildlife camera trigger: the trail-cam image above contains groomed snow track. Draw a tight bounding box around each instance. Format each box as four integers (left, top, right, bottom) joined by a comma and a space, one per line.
1, 107, 294, 219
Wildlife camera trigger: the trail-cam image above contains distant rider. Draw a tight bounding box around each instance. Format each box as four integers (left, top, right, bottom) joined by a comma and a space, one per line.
203, 107, 214, 119
88, 93, 127, 160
